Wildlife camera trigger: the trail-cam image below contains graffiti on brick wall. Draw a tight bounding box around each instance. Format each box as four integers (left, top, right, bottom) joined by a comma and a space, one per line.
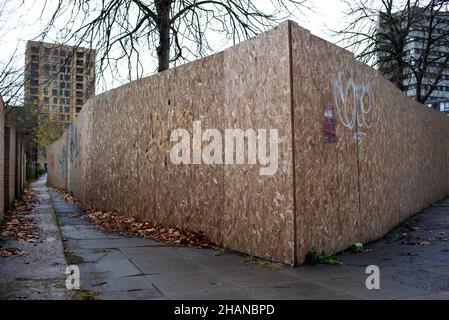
333, 72, 375, 142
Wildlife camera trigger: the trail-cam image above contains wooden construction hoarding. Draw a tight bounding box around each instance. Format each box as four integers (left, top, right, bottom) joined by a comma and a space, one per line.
47, 21, 449, 265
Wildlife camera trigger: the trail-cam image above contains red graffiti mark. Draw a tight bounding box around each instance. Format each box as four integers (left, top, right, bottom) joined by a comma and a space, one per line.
323, 105, 337, 143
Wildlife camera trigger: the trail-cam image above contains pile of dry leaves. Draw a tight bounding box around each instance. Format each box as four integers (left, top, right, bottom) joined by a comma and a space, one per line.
86, 210, 217, 249
0, 188, 42, 258
54, 188, 80, 206
55, 188, 218, 249
0, 248, 29, 258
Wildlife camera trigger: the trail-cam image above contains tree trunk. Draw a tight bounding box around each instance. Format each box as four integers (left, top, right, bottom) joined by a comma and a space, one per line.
156, 0, 171, 72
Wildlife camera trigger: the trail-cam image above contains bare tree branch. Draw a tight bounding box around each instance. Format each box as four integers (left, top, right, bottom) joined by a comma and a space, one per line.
336, 0, 449, 106
38, 0, 308, 87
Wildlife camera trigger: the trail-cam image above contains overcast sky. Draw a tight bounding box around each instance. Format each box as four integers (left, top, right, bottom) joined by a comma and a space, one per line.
0, 0, 349, 94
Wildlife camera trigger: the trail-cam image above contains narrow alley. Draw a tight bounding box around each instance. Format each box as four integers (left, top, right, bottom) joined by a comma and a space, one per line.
1, 175, 449, 300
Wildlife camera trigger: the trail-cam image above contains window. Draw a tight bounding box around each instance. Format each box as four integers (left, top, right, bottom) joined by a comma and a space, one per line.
76, 91, 83, 98
44, 88, 49, 95
66, 114, 71, 121
52, 81, 57, 88
59, 114, 65, 121
59, 98, 66, 104
52, 105, 57, 112
30, 88, 38, 94
76, 99, 83, 105
64, 107, 70, 113
66, 98, 71, 105
59, 82, 66, 89
76, 83, 83, 90
43, 97, 49, 104
31, 63, 39, 70
31, 46, 39, 54
76, 107, 82, 113
76, 67, 84, 74
64, 90, 70, 97
52, 89, 58, 96
76, 75, 83, 82
59, 106, 63, 113
65, 74, 71, 81
53, 97, 58, 104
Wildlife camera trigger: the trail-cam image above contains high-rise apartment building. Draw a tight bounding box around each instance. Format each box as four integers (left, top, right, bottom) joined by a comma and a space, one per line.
376, 7, 449, 112
24, 41, 96, 123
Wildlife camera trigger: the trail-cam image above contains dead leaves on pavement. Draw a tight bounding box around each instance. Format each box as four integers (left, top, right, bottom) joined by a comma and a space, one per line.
55, 188, 218, 249
0, 188, 42, 258
86, 210, 218, 249
54, 188, 80, 206
0, 248, 29, 257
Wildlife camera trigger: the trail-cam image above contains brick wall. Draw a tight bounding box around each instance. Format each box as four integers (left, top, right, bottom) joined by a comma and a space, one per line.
4, 126, 16, 211
0, 97, 5, 222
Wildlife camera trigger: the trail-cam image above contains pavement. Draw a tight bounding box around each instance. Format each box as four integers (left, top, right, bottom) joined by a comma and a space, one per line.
0, 177, 71, 299
2, 175, 449, 300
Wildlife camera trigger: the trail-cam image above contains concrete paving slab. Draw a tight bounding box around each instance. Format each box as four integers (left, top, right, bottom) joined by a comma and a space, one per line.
74, 238, 164, 249
311, 275, 431, 300
205, 266, 307, 289
57, 216, 92, 226
126, 255, 202, 275
60, 225, 124, 240
145, 271, 234, 296
0, 176, 71, 300
282, 264, 365, 281
402, 293, 449, 300
99, 289, 166, 300
82, 250, 143, 277
84, 275, 161, 293
235, 281, 358, 300
177, 248, 253, 268
381, 266, 449, 292
0, 279, 70, 300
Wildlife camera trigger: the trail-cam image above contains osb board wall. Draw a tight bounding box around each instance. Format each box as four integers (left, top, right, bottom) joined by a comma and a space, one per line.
47, 21, 449, 265
290, 23, 360, 264
134, 54, 225, 243
289, 21, 449, 263
222, 22, 295, 264
69, 102, 93, 205
47, 130, 68, 190
51, 23, 296, 263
